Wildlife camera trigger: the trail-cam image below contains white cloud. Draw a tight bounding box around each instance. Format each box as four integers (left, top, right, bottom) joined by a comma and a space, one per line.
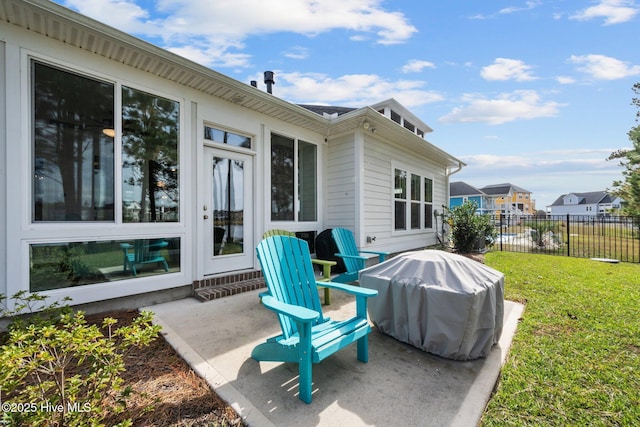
481, 58, 538, 81
268, 72, 443, 108
454, 148, 625, 207
499, 1, 541, 15
62, 0, 417, 67
283, 46, 309, 60
570, 0, 639, 25
569, 54, 640, 80
556, 76, 576, 84
401, 60, 436, 74
438, 90, 563, 125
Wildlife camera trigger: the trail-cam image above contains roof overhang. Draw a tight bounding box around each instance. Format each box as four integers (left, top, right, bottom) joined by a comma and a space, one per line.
2, 0, 464, 171
330, 107, 465, 169
1, 0, 332, 134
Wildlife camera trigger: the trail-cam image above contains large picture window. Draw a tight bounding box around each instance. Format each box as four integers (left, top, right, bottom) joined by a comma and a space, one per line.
29, 60, 182, 290
122, 87, 179, 222
394, 167, 433, 231
270, 133, 317, 222
32, 61, 115, 221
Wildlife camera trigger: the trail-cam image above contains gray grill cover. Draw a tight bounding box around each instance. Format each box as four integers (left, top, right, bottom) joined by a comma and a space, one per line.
359, 250, 504, 360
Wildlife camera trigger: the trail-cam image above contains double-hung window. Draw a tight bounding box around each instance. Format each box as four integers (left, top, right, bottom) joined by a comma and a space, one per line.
394, 167, 433, 231
270, 133, 317, 222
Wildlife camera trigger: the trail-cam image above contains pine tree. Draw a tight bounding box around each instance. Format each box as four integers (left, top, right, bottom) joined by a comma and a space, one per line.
608, 83, 640, 216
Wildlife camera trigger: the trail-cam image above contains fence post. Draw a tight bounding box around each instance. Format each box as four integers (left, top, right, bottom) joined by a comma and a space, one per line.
499, 214, 503, 252
566, 214, 570, 257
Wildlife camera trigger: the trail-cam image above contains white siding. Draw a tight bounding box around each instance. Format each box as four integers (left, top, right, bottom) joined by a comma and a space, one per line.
362, 135, 448, 253
326, 134, 357, 230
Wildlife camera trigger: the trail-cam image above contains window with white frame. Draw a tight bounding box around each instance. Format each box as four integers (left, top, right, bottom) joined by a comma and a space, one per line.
270, 133, 317, 222
29, 60, 181, 291
394, 167, 433, 231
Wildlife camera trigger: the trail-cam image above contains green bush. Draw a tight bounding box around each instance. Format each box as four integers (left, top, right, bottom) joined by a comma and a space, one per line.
1, 291, 161, 427
446, 201, 496, 253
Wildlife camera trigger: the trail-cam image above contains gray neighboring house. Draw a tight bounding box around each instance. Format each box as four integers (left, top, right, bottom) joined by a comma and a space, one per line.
547, 191, 622, 217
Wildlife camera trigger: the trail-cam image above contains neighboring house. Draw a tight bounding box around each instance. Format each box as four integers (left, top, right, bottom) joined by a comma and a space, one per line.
547, 191, 622, 217
449, 182, 491, 214
480, 183, 535, 217
0, 0, 464, 310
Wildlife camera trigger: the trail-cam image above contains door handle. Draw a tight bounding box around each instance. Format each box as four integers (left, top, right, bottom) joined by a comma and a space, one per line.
203, 215, 209, 219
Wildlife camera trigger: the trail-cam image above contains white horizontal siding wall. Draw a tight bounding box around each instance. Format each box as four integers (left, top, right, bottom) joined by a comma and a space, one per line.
550, 204, 599, 216
363, 135, 448, 254
326, 134, 357, 231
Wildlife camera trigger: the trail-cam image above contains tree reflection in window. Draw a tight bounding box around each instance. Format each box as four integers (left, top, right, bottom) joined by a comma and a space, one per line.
122, 87, 179, 222
32, 61, 115, 221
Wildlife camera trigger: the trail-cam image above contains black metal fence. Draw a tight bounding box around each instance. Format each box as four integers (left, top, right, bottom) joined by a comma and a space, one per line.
490, 215, 640, 263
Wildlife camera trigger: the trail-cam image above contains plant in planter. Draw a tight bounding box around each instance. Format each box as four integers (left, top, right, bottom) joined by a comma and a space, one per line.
446, 201, 496, 253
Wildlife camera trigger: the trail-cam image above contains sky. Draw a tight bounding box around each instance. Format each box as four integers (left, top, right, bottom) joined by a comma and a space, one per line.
54, 0, 640, 209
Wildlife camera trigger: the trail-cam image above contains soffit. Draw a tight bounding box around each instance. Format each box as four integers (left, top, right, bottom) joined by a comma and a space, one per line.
1, 0, 331, 134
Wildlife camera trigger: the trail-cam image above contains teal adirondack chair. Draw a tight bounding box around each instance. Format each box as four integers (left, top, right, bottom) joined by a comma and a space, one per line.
263, 229, 336, 304
331, 228, 390, 283
121, 240, 169, 277
252, 235, 378, 403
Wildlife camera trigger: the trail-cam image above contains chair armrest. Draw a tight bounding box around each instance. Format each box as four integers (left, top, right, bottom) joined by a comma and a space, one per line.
311, 259, 336, 267
318, 281, 378, 298
334, 253, 368, 261
261, 295, 320, 323
358, 250, 389, 263
359, 250, 390, 256
120, 243, 133, 249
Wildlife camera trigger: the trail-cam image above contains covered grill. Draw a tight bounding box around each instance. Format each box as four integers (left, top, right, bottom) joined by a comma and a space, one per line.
360, 250, 504, 360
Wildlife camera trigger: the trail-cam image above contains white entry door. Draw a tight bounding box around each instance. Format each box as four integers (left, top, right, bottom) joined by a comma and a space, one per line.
203, 147, 254, 274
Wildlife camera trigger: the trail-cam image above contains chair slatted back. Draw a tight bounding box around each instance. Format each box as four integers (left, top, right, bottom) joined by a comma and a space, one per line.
263, 229, 296, 239
256, 236, 325, 339
331, 228, 362, 273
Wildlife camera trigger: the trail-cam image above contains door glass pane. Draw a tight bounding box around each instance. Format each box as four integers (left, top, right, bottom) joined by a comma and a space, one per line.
122, 86, 179, 222
212, 157, 244, 256
32, 61, 115, 221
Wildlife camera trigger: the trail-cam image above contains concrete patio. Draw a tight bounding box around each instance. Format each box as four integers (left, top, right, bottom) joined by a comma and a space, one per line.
146, 288, 523, 427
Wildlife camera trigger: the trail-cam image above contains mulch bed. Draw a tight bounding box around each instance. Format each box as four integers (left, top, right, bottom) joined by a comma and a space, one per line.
85, 310, 245, 426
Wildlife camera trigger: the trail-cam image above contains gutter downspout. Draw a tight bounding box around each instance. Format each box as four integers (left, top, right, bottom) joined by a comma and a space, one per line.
445, 161, 465, 205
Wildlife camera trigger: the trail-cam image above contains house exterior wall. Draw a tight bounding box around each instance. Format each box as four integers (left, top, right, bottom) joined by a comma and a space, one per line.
450, 195, 484, 210
1, 21, 328, 308
1, 3, 462, 310
326, 133, 357, 232
362, 134, 448, 253
549, 204, 599, 216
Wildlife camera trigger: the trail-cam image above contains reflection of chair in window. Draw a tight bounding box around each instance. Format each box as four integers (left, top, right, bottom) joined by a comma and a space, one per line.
214, 227, 226, 255
121, 240, 169, 276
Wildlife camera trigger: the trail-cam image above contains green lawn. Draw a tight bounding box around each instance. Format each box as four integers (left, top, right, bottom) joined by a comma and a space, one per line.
482, 252, 640, 426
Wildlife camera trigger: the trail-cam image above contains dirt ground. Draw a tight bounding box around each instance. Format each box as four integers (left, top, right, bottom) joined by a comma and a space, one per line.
86, 310, 245, 427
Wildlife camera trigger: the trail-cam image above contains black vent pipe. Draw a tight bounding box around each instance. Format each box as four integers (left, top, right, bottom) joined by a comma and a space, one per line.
264, 71, 275, 94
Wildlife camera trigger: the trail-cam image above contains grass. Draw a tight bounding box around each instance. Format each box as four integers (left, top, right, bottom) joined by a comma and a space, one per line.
481, 252, 640, 426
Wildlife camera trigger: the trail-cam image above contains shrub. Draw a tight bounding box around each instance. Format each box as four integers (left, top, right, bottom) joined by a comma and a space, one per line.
0, 291, 161, 427
446, 201, 496, 253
